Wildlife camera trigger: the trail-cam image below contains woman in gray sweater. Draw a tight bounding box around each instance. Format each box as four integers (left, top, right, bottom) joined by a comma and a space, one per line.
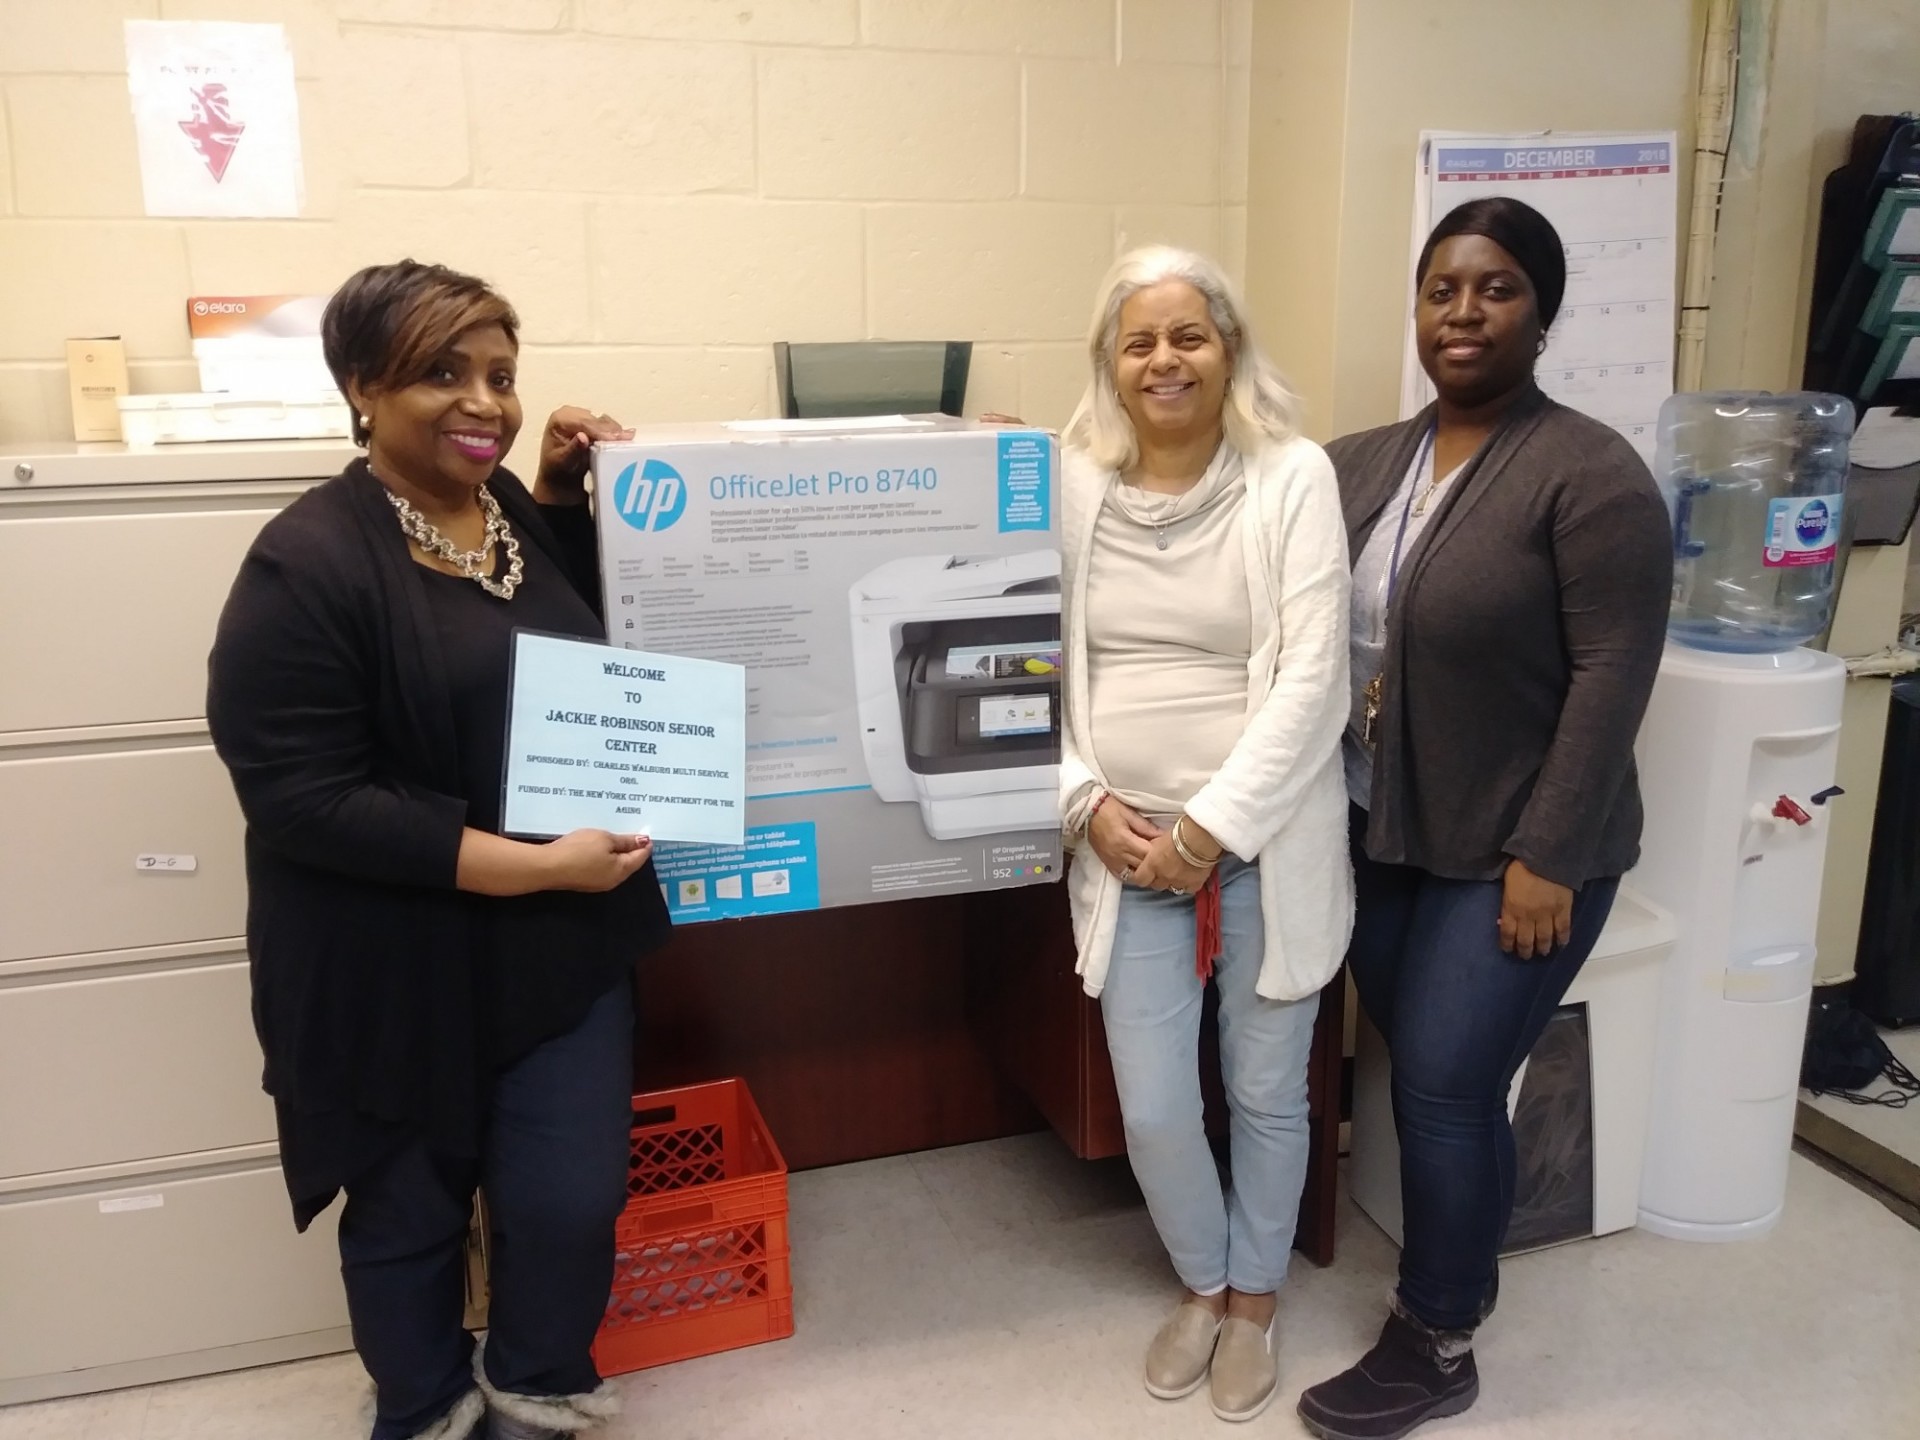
1295, 198, 1671, 1440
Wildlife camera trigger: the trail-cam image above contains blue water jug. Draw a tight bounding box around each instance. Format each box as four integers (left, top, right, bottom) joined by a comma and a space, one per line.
1656, 391, 1854, 654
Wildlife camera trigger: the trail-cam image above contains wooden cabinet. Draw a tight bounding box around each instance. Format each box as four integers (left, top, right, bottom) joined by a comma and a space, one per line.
635, 876, 1344, 1266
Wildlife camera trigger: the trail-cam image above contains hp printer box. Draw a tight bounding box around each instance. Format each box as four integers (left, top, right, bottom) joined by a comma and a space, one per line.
591, 417, 1062, 922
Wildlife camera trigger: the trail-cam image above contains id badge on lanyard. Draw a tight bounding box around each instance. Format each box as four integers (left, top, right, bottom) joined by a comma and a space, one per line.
1361, 427, 1437, 750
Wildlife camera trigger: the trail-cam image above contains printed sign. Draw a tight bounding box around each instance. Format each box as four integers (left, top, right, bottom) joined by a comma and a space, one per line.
125, 21, 304, 218
501, 632, 747, 847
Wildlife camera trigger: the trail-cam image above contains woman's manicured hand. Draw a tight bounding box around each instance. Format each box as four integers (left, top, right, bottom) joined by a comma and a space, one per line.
1089, 798, 1160, 882
543, 829, 653, 892
1499, 857, 1573, 959
534, 406, 633, 504
1129, 832, 1213, 895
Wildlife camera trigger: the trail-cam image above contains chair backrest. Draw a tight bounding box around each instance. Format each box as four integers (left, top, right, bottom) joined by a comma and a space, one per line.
774, 340, 972, 419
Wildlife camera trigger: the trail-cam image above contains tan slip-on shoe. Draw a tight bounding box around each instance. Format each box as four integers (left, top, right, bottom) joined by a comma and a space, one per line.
1144, 1299, 1224, 1399
1209, 1312, 1279, 1422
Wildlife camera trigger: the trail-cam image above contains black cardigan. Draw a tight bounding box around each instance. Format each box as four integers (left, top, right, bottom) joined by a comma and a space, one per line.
1328, 388, 1673, 888
206, 459, 671, 1165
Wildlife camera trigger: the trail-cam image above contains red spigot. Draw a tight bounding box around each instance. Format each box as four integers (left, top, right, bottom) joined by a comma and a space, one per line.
1772, 795, 1812, 826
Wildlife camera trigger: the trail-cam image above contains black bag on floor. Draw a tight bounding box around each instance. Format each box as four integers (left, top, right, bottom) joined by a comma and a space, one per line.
1802, 991, 1920, 1106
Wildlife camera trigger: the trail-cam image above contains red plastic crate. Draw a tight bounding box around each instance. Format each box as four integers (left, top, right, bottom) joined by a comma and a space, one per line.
592, 1078, 793, 1375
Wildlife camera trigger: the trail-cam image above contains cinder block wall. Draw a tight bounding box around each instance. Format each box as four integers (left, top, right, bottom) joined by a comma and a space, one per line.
0, 0, 1253, 471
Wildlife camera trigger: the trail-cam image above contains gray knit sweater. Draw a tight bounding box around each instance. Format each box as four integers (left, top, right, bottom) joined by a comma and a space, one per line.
1326, 387, 1673, 888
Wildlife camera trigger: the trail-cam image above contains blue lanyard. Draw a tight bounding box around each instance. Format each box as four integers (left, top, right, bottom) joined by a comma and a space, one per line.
1383, 426, 1438, 611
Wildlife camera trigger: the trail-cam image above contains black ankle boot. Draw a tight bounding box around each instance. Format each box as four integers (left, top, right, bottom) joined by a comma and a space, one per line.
1296, 1300, 1479, 1440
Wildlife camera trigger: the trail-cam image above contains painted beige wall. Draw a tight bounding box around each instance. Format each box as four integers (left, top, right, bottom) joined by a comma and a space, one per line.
1812, 0, 1920, 209
1245, 0, 1700, 441
1241, 0, 1352, 440
1703, 0, 1827, 392
0, 0, 1251, 474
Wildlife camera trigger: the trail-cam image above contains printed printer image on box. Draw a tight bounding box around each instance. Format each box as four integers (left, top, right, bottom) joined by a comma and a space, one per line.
591, 416, 1062, 923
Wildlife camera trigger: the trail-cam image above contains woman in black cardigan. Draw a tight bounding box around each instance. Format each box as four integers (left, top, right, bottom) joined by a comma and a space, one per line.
208, 261, 670, 1440
1295, 200, 1671, 1440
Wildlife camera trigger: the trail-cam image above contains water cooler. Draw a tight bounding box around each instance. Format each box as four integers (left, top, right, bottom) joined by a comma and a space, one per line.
1633, 391, 1852, 1240
1631, 646, 1844, 1238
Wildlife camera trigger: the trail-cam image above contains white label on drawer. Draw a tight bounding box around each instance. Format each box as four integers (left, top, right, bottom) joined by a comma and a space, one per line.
99, 1193, 164, 1214
134, 853, 198, 873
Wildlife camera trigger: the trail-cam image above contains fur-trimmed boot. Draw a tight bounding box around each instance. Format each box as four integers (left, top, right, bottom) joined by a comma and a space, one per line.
474, 1340, 620, 1440
1296, 1295, 1478, 1440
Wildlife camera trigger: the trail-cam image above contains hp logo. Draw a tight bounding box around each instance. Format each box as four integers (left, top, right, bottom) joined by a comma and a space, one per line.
610, 459, 687, 532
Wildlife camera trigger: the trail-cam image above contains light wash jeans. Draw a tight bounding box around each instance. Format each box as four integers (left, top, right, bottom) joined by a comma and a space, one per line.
1100, 857, 1319, 1296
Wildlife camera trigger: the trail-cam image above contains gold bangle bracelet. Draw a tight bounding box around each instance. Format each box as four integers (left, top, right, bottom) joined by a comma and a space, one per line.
1171, 817, 1220, 869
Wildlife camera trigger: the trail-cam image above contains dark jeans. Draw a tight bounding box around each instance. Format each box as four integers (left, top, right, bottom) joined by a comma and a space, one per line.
1346, 807, 1618, 1332
339, 980, 635, 1440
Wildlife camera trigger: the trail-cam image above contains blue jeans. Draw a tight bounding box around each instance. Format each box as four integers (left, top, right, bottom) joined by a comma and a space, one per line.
338, 980, 635, 1440
1346, 807, 1618, 1331
1100, 858, 1320, 1296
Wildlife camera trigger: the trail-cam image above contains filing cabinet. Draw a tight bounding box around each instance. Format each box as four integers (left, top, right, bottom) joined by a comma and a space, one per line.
0, 440, 357, 1404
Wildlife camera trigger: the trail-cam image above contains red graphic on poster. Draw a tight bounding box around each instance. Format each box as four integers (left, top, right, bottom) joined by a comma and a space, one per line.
177, 83, 245, 182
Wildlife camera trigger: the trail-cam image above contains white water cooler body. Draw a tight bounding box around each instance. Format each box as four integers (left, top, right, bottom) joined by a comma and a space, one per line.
1632, 643, 1845, 1241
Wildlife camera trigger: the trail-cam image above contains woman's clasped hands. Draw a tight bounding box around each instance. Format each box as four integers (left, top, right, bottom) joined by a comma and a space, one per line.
1088, 797, 1216, 895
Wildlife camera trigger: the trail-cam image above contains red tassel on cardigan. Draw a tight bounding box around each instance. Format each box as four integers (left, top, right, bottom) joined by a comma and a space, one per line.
1194, 866, 1223, 981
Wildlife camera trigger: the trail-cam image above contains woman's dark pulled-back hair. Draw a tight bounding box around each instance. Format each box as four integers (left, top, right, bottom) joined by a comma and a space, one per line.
322, 260, 519, 445
1416, 197, 1567, 332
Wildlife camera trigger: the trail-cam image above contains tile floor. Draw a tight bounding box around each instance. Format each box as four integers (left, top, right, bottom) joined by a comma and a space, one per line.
3, 1135, 1918, 1440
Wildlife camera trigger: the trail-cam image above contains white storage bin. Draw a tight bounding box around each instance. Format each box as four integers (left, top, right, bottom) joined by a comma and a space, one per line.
0, 743, 247, 962
117, 393, 350, 448
1350, 886, 1676, 1248
0, 950, 272, 1178
0, 504, 293, 734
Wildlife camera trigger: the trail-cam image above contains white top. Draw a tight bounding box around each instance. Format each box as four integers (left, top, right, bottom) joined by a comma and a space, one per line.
1086, 445, 1252, 815
1060, 435, 1355, 1003
1345, 440, 1464, 808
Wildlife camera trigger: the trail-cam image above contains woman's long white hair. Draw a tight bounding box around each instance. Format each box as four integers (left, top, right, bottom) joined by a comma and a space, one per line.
1064, 245, 1300, 471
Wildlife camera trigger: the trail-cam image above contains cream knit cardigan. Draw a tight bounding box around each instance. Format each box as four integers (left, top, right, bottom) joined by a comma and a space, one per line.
1059, 435, 1355, 1001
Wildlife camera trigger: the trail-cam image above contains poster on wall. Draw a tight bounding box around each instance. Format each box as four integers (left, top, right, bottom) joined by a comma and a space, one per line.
1400, 130, 1680, 463
591, 418, 1062, 925
124, 20, 305, 219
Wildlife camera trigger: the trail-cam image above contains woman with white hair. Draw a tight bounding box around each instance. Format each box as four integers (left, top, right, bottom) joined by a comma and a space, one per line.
1058, 246, 1352, 1422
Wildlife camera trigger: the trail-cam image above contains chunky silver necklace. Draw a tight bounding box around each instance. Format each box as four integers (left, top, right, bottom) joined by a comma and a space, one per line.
385, 483, 523, 599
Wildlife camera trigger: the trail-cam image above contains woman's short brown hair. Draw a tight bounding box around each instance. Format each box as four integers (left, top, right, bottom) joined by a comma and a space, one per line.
322, 260, 519, 445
